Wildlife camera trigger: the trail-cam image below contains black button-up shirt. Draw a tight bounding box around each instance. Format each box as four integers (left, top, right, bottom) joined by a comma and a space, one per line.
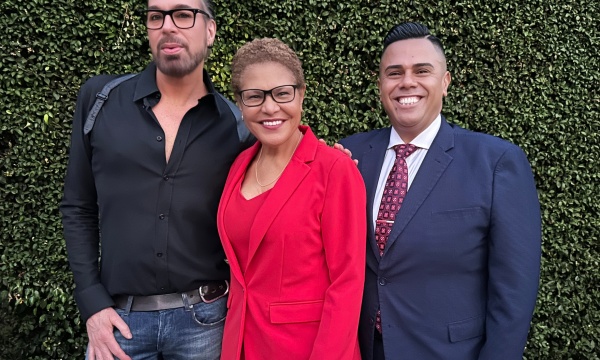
61, 62, 254, 321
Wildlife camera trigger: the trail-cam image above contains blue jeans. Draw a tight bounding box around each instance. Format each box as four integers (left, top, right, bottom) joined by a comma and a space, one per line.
85, 296, 227, 360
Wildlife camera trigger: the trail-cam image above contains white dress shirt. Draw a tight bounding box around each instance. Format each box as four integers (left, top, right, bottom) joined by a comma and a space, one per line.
372, 114, 441, 230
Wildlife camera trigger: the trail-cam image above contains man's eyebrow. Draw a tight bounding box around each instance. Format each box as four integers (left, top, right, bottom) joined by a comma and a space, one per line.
384, 63, 435, 72
172, 4, 198, 9
147, 4, 197, 10
414, 62, 435, 68
384, 65, 404, 72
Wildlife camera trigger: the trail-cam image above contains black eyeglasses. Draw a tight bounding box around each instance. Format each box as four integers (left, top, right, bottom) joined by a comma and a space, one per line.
238, 85, 298, 107
139, 8, 211, 30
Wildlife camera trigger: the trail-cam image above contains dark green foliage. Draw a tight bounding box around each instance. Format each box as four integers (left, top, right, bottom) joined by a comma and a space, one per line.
0, 0, 598, 358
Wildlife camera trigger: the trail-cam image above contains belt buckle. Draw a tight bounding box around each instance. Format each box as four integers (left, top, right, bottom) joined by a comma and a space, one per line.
199, 280, 229, 303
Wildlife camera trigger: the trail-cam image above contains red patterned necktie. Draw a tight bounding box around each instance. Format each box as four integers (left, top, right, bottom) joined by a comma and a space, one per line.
375, 143, 418, 334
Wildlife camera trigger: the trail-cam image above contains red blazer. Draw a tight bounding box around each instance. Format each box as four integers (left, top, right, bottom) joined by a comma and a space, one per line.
217, 126, 366, 360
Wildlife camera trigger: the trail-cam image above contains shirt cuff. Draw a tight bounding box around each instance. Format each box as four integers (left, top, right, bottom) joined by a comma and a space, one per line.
74, 283, 116, 322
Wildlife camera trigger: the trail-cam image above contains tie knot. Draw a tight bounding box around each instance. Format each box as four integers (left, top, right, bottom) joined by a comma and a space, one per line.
393, 144, 418, 159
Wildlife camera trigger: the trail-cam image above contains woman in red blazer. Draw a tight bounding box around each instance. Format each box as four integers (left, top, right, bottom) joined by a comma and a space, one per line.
217, 38, 366, 360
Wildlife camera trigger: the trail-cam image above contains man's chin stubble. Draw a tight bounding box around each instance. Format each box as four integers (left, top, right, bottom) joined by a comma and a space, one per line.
155, 52, 205, 78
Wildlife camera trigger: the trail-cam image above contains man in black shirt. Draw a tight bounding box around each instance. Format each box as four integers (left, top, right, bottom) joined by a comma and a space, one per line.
60, 1, 254, 359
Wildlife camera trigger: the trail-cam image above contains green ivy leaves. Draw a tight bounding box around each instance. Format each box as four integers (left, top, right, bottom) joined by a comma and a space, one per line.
1, 0, 599, 359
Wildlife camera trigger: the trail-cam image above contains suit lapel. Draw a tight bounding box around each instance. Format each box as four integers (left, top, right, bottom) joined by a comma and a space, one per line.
247, 126, 317, 266
359, 127, 391, 262
384, 117, 455, 255
219, 145, 259, 287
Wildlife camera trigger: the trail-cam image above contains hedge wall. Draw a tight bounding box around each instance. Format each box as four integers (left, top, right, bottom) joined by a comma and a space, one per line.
1, 0, 599, 359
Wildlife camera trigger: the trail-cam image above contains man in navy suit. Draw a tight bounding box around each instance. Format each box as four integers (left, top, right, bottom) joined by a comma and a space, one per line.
339, 22, 541, 360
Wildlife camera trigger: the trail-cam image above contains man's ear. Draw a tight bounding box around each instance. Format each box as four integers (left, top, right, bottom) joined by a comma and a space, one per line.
442, 71, 451, 97
206, 18, 217, 47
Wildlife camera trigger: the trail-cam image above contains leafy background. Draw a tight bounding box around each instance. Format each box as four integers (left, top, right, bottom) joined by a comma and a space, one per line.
1, 0, 599, 359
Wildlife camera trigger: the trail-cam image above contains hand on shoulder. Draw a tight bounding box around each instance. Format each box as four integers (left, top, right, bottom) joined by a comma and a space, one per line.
318, 138, 358, 166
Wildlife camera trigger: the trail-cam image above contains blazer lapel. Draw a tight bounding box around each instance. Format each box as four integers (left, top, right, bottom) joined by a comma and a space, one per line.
384, 116, 455, 255
247, 126, 317, 266
359, 127, 391, 262
218, 145, 259, 287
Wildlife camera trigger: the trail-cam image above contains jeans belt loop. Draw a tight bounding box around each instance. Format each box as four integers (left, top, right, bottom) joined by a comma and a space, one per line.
124, 295, 134, 316
182, 292, 204, 325
181, 292, 193, 312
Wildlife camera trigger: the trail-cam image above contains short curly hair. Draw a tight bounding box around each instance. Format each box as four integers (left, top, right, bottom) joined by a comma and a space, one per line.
230, 38, 305, 94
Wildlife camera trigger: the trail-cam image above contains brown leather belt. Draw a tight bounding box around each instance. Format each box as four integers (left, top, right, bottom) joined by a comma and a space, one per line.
113, 280, 229, 312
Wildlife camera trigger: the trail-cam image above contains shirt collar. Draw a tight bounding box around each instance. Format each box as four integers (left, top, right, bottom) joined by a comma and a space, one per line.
133, 62, 220, 113
388, 114, 442, 150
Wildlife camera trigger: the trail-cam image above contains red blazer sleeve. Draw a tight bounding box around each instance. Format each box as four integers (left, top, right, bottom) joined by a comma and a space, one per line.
309, 156, 367, 360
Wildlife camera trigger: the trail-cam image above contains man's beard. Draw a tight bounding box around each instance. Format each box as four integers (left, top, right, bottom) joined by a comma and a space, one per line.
153, 37, 207, 78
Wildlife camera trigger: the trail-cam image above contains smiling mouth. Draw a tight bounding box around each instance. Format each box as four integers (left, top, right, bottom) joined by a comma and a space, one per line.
261, 120, 284, 126
396, 96, 421, 106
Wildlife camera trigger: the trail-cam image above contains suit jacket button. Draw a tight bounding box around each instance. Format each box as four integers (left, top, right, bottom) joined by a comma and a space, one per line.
379, 278, 387, 286
370, 318, 374, 325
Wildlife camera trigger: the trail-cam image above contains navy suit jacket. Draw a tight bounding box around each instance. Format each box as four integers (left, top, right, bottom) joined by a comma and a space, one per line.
339, 116, 541, 360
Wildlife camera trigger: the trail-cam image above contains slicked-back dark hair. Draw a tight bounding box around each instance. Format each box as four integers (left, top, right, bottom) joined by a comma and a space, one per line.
383, 22, 445, 59
201, 0, 214, 19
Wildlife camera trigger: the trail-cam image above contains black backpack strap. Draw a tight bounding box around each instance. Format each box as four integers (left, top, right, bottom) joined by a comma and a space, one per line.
216, 92, 256, 147
83, 73, 139, 135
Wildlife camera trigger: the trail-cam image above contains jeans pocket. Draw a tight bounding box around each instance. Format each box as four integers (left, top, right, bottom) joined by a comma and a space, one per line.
192, 296, 228, 326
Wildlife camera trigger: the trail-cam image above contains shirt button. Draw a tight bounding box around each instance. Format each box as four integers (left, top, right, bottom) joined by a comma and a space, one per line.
156, 136, 163, 142
161, 287, 165, 290
156, 93, 161, 99
159, 214, 165, 220
163, 174, 169, 181
379, 278, 387, 286
157, 253, 163, 257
